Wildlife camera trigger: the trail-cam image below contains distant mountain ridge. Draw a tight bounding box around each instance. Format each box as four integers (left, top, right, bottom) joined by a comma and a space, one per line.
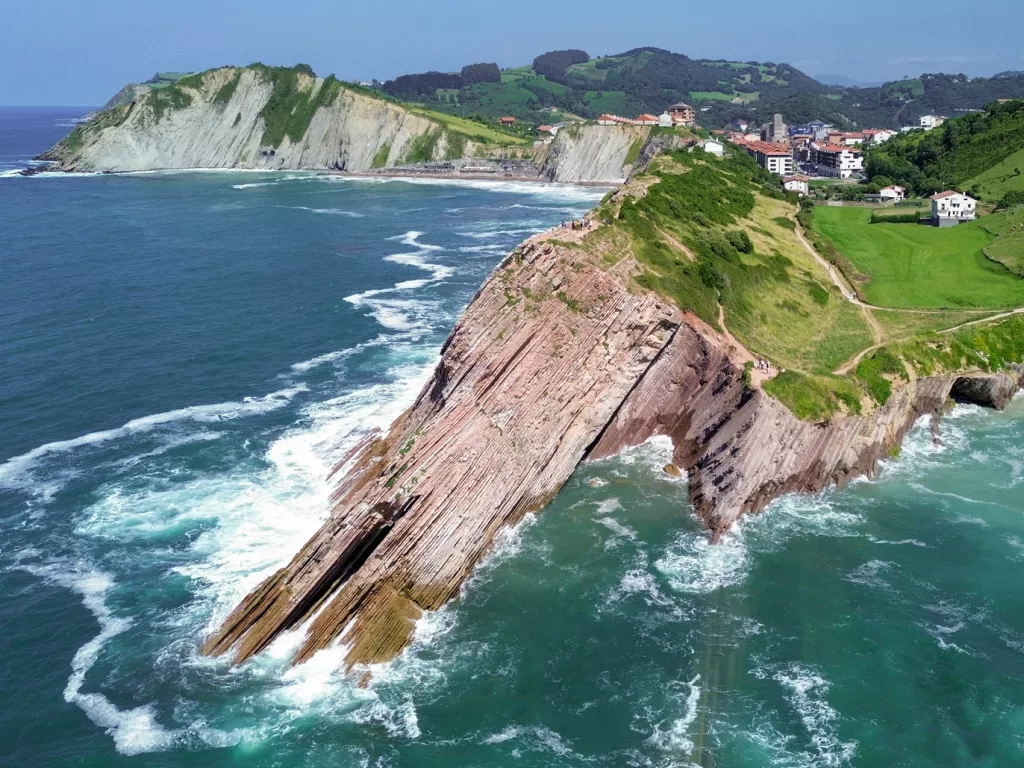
813, 74, 884, 88
380, 47, 1024, 130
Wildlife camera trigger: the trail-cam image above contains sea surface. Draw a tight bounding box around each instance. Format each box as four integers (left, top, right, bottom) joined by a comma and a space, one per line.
2, 106, 1024, 768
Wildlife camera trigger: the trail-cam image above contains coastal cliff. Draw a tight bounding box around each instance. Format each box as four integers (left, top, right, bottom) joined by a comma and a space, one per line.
203, 155, 1024, 669
38, 65, 656, 183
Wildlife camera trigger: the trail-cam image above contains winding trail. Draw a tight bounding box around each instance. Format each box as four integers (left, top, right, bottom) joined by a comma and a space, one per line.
792, 219, 1024, 374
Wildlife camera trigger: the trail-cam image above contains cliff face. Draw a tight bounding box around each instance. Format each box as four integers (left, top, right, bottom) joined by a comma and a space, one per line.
39, 67, 650, 183
540, 124, 648, 184
203, 225, 1022, 671
42, 68, 470, 174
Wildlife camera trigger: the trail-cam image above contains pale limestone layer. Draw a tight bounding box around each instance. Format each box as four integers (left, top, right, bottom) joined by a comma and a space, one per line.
541, 124, 649, 184
41, 68, 651, 183
42, 68, 476, 174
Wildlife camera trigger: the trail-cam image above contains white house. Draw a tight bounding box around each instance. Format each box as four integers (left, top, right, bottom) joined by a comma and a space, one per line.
702, 139, 724, 157
597, 114, 617, 126
878, 184, 906, 202
919, 114, 946, 131
930, 190, 977, 225
863, 128, 895, 146
658, 112, 673, 127
783, 174, 810, 196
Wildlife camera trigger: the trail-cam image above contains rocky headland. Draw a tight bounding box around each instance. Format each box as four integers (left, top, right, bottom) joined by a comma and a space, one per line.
202, 153, 1024, 670
38, 77, 1023, 674
37, 65, 659, 184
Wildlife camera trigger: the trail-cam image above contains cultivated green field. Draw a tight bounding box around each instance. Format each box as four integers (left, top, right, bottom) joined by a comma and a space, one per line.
812, 206, 1024, 308
965, 147, 1024, 201
984, 233, 1024, 275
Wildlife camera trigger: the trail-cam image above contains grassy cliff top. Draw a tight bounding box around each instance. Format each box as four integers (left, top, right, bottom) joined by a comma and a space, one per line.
555, 144, 1024, 421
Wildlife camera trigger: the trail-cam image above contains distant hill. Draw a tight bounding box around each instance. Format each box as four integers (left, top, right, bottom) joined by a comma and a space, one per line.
813, 74, 883, 88
864, 99, 1024, 201
380, 49, 1024, 131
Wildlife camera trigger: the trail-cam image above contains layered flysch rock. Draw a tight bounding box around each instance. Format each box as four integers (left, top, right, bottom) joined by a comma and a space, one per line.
39, 67, 652, 183
203, 228, 1022, 670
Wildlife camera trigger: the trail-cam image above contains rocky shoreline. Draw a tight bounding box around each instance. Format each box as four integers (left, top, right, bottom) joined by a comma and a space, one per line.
202, 226, 1024, 672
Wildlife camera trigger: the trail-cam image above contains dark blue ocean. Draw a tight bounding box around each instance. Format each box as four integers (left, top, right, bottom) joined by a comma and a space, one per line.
3, 107, 1024, 768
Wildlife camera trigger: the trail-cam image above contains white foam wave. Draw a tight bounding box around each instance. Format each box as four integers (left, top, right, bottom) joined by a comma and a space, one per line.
182, 361, 437, 631
646, 675, 701, 756
323, 175, 611, 203
0, 386, 307, 496
656, 525, 748, 594
457, 227, 546, 240
865, 535, 928, 547
286, 206, 364, 217
844, 559, 898, 589
344, 231, 450, 332
458, 244, 508, 254
482, 725, 574, 756
288, 333, 411, 373
764, 663, 857, 767
351, 698, 421, 739
16, 562, 175, 755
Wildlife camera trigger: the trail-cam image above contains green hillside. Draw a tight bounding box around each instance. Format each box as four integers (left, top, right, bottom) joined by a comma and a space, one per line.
865, 99, 1024, 199
383, 48, 831, 126
964, 147, 1024, 201
380, 49, 1024, 131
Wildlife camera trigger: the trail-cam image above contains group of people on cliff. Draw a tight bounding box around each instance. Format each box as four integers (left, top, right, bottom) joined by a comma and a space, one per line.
560, 216, 593, 231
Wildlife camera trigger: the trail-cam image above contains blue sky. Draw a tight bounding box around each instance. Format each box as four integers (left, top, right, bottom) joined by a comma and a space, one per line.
3, 0, 1022, 104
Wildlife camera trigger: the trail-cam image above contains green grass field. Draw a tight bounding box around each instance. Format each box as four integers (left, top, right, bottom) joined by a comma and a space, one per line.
405, 105, 529, 145
964, 147, 1024, 202
812, 206, 1024, 309
690, 91, 734, 102
984, 233, 1024, 275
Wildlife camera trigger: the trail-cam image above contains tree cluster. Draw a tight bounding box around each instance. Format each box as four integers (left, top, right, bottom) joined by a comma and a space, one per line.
383, 71, 464, 99
461, 63, 500, 85
532, 49, 590, 82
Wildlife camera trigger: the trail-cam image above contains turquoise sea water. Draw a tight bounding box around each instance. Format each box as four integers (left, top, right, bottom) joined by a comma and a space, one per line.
2, 107, 1024, 767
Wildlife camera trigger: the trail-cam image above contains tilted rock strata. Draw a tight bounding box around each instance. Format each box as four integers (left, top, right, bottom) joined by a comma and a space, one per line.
40, 68, 651, 183
204, 237, 684, 666
42, 69, 461, 174
205, 232, 1023, 669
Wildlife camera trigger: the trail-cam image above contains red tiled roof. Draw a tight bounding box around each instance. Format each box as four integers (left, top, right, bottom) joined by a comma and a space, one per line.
930, 190, 960, 200
637, 114, 659, 121
537, 125, 554, 132
784, 174, 810, 182
745, 140, 792, 155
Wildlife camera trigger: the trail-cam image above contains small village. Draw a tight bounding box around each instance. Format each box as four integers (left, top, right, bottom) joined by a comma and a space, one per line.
500, 102, 975, 227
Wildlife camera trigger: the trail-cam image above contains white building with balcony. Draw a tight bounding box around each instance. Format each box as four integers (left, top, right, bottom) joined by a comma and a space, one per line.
809, 143, 864, 179
930, 190, 977, 226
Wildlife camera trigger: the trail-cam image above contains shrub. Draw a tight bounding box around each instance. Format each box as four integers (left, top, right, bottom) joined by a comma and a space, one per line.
870, 211, 923, 224
256, 67, 343, 148
215, 71, 242, 104
726, 229, 753, 253
996, 190, 1024, 210
808, 281, 830, 305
